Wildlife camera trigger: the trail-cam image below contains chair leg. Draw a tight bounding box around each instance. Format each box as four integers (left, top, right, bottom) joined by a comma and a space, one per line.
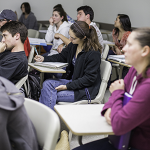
78, 136, 83, 145
68, 130, 72, 147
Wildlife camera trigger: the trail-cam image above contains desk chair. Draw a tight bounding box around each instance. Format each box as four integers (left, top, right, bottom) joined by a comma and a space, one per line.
28, 29, 39, 38
101, 44, 109, 60
28, 45, 35, 71
38, 23, 42, 30
24, 98, 60, 150
58, 60, 112, 105
15, 75, 28, 89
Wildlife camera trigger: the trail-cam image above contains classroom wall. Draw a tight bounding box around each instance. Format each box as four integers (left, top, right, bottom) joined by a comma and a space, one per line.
0, 0, 83, 21
83, 0, 150, 28
0, 0, 149, 28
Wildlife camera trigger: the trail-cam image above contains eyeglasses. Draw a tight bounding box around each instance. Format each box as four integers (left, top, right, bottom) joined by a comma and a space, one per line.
70, 36, 77, 40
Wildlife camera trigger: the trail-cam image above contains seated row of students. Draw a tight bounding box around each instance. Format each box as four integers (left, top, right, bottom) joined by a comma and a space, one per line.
45, 5, 104, 55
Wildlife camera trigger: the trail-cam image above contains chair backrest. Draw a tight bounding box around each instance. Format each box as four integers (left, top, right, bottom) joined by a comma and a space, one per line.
28, 45, 35, 71
28, 29, 39, 38
101, 44, 109, 60
15, 74, 28, 89
38, 23, 43, 30
58, 60, 112, 105
24, 98, 60, 150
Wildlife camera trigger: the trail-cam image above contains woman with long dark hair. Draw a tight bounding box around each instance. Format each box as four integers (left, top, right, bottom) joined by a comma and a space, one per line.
110, 14, 132, 55
45, 7, 70, 55
34, 21, 102, 110
19, 2, 38, 30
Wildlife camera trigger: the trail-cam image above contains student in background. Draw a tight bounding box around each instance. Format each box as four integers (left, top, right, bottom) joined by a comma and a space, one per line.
19, 2, 38, 30
34, 21, 102, 110
0, 21, 28, 84
109, 14, 132, 55
74, 28, 150, 150
56, 5, 104, 53
45, 7, 70, 55
53, 4, 74, 23
0, 9, 30, 57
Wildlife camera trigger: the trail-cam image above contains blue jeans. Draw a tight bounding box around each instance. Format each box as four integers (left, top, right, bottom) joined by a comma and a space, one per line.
39, 79, 74, 110
73, 138, 138, 150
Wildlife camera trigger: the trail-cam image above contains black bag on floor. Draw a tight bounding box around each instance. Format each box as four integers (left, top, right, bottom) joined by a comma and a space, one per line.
28, 73, 41, 101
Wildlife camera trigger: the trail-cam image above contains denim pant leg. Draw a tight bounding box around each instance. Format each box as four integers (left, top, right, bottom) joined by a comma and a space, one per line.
39, 79, 72, 110
57, 90, 74, 103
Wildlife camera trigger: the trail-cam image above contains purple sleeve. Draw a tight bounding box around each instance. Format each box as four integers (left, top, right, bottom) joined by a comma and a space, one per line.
111, 83, 150, 135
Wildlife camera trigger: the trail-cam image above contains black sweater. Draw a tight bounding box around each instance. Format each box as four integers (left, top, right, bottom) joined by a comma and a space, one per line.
0, 50, 28, 84
44, 42, 101, 101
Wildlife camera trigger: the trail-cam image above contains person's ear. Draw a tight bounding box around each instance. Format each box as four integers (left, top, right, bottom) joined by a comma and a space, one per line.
61, 16, 64, 20
86, 14, 90, 20
14, 33, 20, 40
141, 45, 150, 57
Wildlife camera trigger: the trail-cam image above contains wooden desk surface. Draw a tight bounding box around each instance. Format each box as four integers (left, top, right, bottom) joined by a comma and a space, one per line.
108, 59, 131, 68
28, 63, 66, 73
54, 104, 114, 136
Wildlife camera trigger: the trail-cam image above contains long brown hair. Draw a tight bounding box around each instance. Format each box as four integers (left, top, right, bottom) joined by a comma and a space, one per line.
70, 21, 102, 53
134, 27, 150, 78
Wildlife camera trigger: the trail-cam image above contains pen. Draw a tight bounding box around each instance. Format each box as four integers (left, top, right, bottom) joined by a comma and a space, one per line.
34, 47, 38, 55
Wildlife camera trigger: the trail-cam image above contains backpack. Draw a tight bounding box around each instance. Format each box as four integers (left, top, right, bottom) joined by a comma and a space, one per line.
26, 73, 41, 101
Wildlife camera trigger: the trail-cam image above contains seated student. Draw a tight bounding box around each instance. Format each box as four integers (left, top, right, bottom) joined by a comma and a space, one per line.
57, 5, 104, 53
0, 76, 39, 150
0, 21, 28, 84
109, 14, 132, 55
34, 21, 102, 110
19, 2, 38, 30
73, 28, 150, 150
53, 4, 74, 23
45, 7, 70, 55
0, 9, 31, 57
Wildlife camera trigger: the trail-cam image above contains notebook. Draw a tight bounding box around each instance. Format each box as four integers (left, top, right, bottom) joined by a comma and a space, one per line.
108, 55, 125, 63
34, 62, 68, 69
29, 38, 47, 46
108, 92, 132, 150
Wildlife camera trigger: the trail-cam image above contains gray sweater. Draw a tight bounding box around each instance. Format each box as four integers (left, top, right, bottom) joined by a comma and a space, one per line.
19, 12, 38, 30
0, 77, 39, 150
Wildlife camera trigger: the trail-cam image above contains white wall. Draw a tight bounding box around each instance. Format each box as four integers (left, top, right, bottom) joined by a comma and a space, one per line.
83, 0, 150, 28
0, 0, 83, 21
1, 0, 149, 28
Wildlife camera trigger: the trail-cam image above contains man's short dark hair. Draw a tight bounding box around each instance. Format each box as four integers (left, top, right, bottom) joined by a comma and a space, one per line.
77, 6, 94, 21
1, 21, 28, 43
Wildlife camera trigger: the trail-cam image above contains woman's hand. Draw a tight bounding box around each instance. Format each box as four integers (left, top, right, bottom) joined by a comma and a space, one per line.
49, 17, 54, 26
57, 43, 65, 53
104, 108, 111, 125
0, 42, 6, 53
55, 85, 67, 91
109, 79, 124, 94
34, 55, 44, 62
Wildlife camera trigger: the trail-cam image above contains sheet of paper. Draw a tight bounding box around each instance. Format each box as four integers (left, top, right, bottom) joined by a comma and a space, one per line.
29, 37, 47, 46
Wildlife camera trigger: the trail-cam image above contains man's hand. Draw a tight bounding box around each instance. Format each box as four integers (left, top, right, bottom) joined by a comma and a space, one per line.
55, 85, 67, 91
34, 55, 44, 62
57, 43, 65, 53
109, 79, 124, 94
104, 108, 111, 125
0, 42, 6, 53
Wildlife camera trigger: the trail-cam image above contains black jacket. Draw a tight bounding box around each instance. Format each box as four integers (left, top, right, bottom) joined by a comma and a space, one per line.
44, 42, 101, 101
